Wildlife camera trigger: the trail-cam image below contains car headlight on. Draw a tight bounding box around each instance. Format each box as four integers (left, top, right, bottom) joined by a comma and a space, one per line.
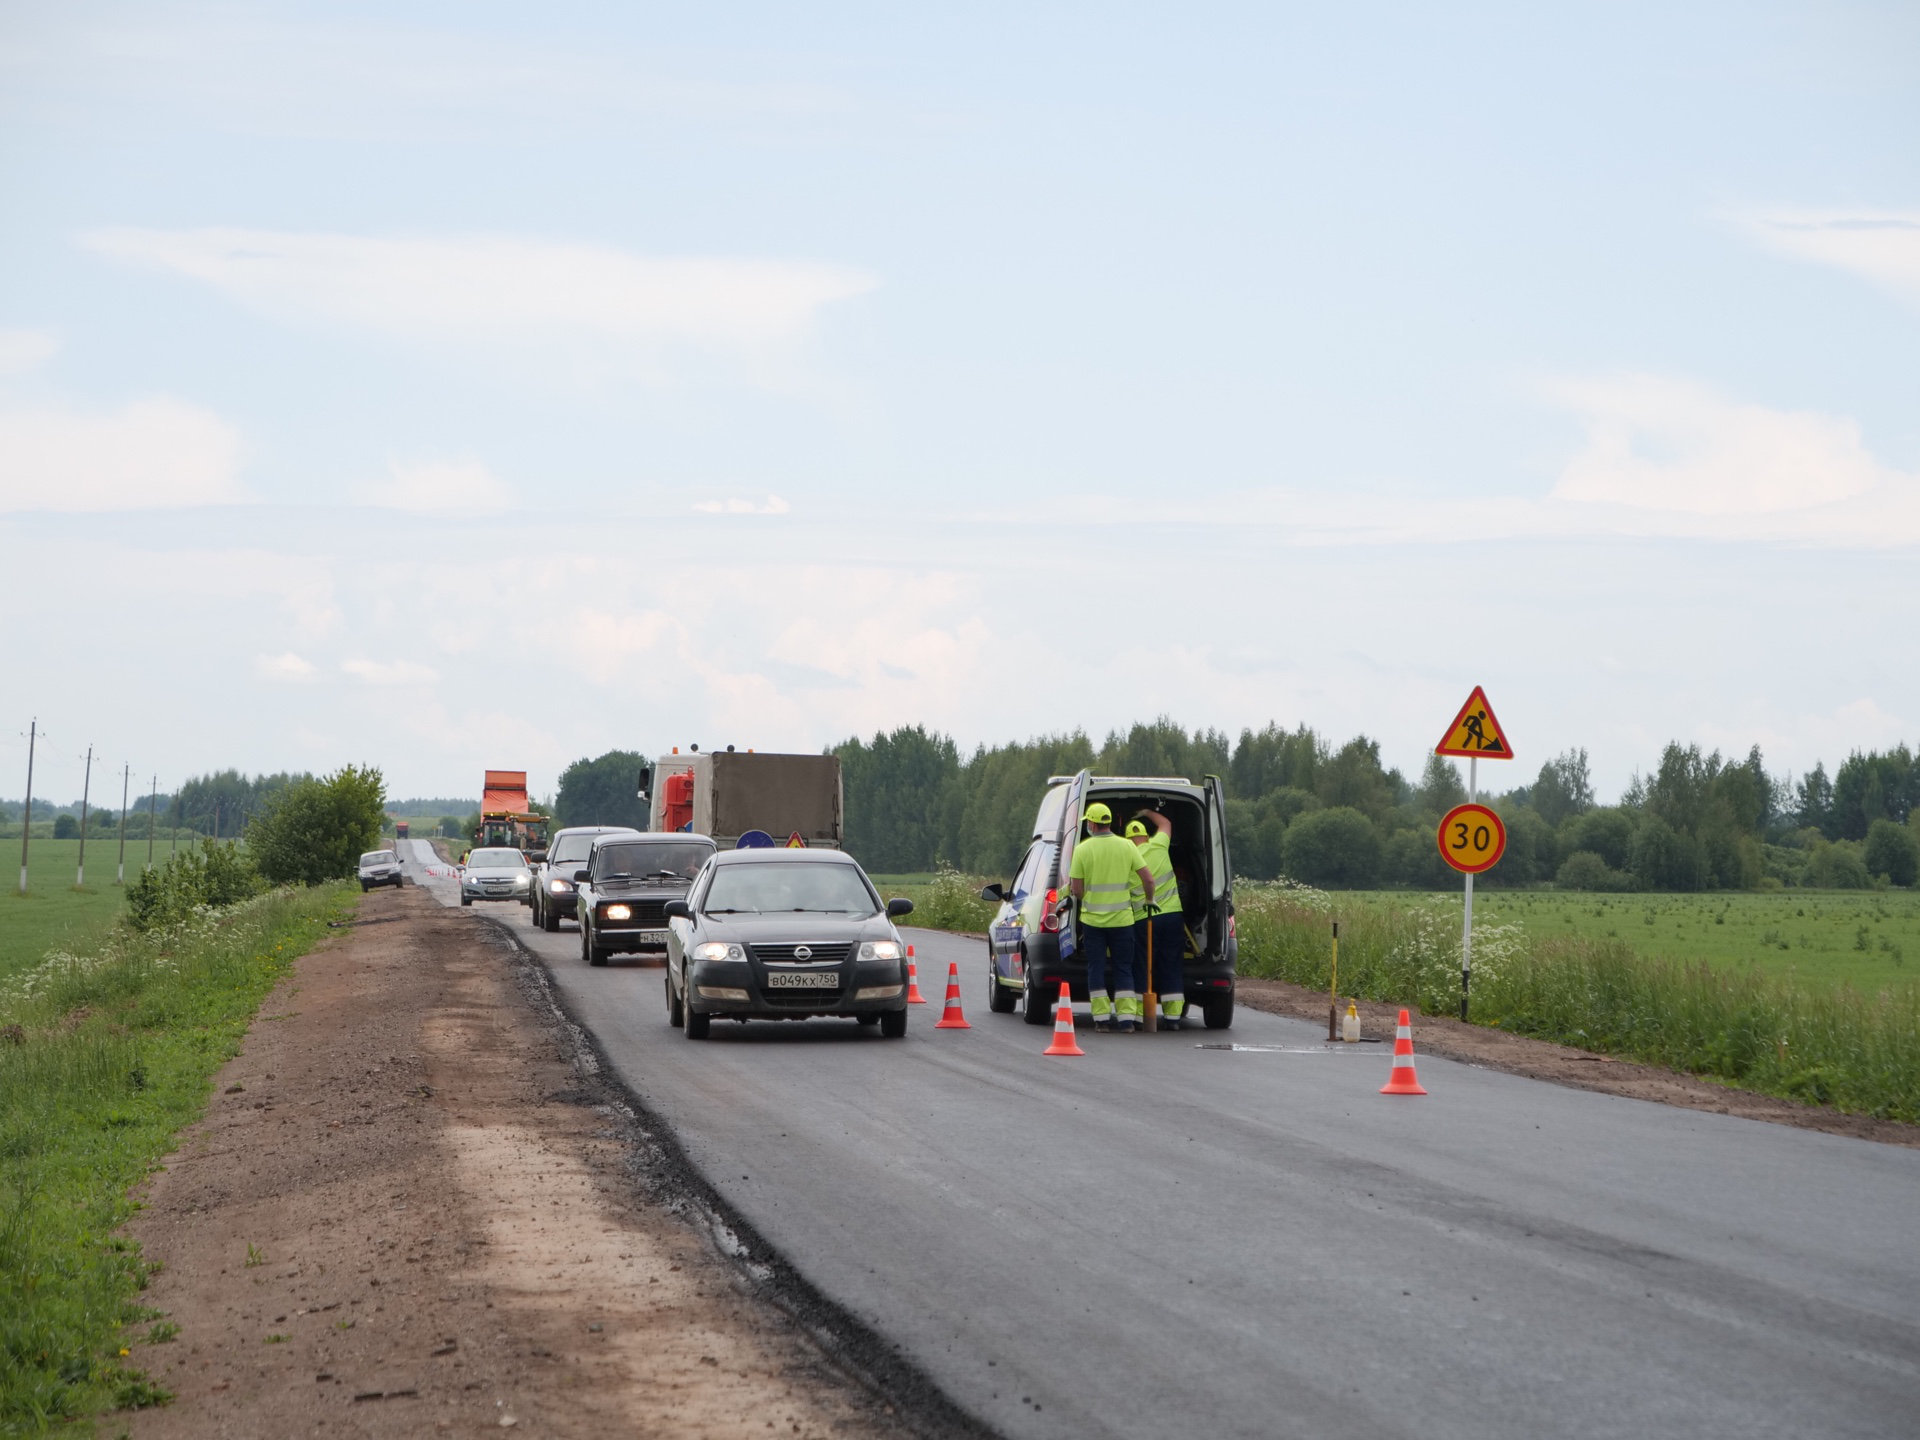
859, 941, 903, 961
693, 942, 744, 962
604, 904, 632, 921
549, 879, 573, 894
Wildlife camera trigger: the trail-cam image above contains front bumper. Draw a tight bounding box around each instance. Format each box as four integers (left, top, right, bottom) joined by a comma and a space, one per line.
687, 957, 909, 1018
463, 882, 529, 903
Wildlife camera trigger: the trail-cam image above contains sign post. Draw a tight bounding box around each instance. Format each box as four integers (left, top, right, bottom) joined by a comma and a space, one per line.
1435, 687, 1514, 1021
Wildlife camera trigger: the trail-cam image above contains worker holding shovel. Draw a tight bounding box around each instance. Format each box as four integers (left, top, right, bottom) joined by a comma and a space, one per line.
1127, 812, 1187, 1031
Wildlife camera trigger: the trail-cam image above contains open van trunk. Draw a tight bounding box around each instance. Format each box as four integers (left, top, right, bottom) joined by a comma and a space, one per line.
1068, 788, 1214, 955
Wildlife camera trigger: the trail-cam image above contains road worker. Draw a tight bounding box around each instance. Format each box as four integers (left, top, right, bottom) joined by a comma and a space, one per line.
1067, 801, 1154, 1032
1127, 811, 1187, 1030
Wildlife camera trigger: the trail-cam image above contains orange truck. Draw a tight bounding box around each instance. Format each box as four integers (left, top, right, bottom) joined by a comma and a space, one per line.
475, 770, 552, 856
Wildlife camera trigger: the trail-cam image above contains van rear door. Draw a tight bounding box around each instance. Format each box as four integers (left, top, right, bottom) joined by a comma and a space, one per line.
1204, 775, 1233, 959
1054, 769, 1091, 961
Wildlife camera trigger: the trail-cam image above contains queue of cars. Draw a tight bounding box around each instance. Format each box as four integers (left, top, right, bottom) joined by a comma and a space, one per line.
445, 766, 1238, 1039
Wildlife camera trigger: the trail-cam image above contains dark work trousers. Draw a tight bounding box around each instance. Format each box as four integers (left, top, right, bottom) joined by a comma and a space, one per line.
1080, 923, 1136, 1004
1133, 912, 1187, 1002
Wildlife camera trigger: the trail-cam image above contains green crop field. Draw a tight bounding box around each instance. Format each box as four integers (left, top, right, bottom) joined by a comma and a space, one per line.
1376, 890, 1918, 993
0, 838, 155, 985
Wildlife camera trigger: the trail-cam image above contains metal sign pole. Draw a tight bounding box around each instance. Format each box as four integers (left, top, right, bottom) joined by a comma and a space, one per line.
1460, 756, 1476, 1021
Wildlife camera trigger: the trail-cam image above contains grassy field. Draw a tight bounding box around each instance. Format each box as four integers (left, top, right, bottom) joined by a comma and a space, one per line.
1362, 889, 1917, 992
0, 840, 165, 987
0, 880, 352, 1431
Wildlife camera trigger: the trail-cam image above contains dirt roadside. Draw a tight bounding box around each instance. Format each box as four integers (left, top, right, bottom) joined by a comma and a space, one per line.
121, 885, 930, 1438
1234, 978, 1920, 1148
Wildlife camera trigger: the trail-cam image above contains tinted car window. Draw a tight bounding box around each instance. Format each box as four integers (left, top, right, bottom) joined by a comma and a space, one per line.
704, 862, 877, 915
550, 835, 599, 863
593, 840, 713, 880
468, 848, 526, 867
1012, 841, 1058, 902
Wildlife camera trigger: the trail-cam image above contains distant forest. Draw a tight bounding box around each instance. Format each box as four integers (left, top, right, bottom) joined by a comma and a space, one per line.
829, 720, 1920, 891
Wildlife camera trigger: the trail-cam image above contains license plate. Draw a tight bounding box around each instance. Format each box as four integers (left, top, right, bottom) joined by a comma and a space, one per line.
765, 971, 838, 989
635, 930, 668, 945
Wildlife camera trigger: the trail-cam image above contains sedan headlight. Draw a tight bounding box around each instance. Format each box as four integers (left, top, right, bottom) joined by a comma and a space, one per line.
512, 873, 529, 887
604, 904, 632, 921
859, 941, 903, 961
693, 942, 745, 962
549, 878, 573, 894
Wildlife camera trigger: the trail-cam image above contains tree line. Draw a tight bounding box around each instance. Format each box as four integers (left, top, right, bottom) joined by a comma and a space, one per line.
827, 721, 1920, 891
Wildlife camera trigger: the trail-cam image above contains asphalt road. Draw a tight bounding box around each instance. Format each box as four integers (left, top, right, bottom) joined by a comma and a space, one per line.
403, 843, 1920, 1439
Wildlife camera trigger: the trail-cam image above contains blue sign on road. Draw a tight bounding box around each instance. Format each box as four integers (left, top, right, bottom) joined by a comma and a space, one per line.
736, 829, 776, 849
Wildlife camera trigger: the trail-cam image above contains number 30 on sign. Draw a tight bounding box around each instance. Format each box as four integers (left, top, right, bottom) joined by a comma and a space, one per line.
1437, 803, 1506, 874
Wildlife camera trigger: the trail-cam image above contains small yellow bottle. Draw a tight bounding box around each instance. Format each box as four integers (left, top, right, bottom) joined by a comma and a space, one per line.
1341, 1001, 1360, 1044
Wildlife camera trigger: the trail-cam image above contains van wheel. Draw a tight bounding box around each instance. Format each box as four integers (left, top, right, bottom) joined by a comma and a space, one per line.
879, 1008, 907, 1038
1202, 992, 1234, 1030
986, 952, 1018, 1013
1022, 979, 1053, 1026
666, 975, 684, 1027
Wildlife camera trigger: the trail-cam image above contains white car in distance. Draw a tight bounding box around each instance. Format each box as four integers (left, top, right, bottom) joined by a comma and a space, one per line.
461, 847, 532, 907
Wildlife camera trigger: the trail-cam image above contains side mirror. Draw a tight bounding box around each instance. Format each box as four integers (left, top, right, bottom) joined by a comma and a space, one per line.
527, 850, 547, 864
663, 898, 693, 921
573, 868, 591, 884
978, 883, 1006, 903
886, 897, 915, 918
636, 765, 653, 800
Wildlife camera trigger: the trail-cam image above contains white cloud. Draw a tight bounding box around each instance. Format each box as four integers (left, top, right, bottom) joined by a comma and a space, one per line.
81, 228, 879, 366
255, 652, 317, 683
0, 329, 57, 375
1545, 374, 1891, 515
1739, 208, 1920, 310
0, 397, 246, 512
692, 494, 791, 515
342, 658, 440, 687
359, 458, 513, 514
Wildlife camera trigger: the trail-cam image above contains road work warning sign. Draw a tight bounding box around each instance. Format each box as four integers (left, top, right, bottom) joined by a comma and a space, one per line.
785, 832, 807, 848
1435, 685, 1513, 759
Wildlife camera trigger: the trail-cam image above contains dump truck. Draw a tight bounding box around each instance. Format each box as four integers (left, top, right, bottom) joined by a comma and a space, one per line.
638, 749, 843, 850
475, 770, 552, 854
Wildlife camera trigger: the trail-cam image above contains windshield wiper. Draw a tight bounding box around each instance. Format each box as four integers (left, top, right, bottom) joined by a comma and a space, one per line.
647, 870, 684, 879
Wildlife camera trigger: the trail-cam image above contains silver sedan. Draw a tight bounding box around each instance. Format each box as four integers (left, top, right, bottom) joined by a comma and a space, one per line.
460, 847, 532, 907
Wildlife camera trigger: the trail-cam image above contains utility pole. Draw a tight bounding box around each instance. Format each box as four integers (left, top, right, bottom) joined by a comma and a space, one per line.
18, 718, 35, 895
170, 793, 179, 856
146, 775, 157, 872
117, 764, 130, 885
76, 745, 93, 887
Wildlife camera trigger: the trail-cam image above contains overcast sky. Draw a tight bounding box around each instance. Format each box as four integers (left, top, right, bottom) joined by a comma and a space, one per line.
4, 1, 1917, 809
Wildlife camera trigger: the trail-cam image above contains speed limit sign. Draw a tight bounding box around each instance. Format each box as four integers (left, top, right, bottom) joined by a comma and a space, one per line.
1437, 803, 1506, 874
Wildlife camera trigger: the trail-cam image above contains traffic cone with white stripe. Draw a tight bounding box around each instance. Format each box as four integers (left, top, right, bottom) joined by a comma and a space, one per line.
905, 945, 927, 1004
934, 960, 970, 1029
1380, 1008, 1427, 1095
1042, 981, 1083, 1057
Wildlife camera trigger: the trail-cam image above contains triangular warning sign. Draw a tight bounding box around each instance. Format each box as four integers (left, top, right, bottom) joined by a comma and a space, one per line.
1436, 685, 1514, 759
785, 831, 807, 849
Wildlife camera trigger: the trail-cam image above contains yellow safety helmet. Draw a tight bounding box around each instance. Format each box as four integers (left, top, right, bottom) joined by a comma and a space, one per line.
1124, 820, 1148, 838
1084, 801, 1113, 825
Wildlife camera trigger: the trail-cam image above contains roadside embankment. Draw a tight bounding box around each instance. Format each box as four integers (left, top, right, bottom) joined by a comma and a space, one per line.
118, 884, 902, 1438
0, 881, 350, 1430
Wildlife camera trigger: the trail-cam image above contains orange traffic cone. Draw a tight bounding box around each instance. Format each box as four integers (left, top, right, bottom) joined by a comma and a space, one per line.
934, 960, 970, 1029
1380, 1008, 1427, 1095
905, 945, 927, 1004
1042, 981, 1083, 1056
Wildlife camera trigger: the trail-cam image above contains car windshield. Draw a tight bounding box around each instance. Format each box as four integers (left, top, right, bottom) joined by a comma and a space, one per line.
593, 841, 713, 880
703, 861, 877, 915
550, 835, 604, 863
468, 848, 526, 868
359, 851, 394, 865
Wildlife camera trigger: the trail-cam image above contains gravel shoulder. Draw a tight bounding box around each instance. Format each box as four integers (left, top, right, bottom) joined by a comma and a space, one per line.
1234, 977, 1920, 1148
122, 884, 909, 1437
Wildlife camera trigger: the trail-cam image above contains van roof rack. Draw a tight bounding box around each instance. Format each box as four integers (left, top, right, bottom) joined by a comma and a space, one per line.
1046, 775, 1195, 786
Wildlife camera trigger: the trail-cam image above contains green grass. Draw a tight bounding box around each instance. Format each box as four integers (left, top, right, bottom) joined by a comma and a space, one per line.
1230, 881, 1920, 1122
1462, 890, 1916, 990
0, 841, 160, 988
869, 871, 997, 932
0, 880, 352, 1433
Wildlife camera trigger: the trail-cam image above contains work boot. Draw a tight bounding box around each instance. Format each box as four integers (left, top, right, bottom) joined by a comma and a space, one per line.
1092, 1018, 1115, 1033
1115, 1019, 1137, 1034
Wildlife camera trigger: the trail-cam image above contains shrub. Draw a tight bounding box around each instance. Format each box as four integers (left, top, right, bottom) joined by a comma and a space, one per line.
53, 813, 79, 840
1806, 839, 1871, 890
246, 765, 386, 886
910, 866, 998, 932
1556, 849, 1631, 892
124, 841, 266, 931
1864, 819, 1919, 887
1281, 806, 1381, 888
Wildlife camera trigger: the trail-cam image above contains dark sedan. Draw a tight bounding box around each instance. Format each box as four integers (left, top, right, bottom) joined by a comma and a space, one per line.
575, 833, 716, 966
663, 849, 916, 1039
